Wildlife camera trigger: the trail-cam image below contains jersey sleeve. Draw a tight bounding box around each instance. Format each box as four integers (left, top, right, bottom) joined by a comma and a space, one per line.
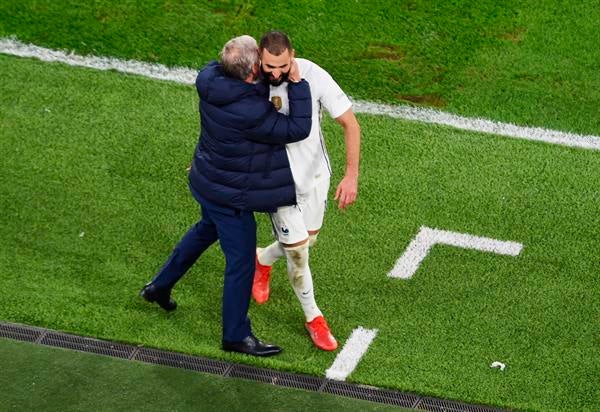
314, 64, 352, 119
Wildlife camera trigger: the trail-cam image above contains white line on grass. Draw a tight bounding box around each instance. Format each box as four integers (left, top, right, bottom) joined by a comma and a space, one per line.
352, 101, 600, 151
389, 226, 523, 279
325, 327, 378, 381
0, 37, 197, 84
2, 37, 600, 151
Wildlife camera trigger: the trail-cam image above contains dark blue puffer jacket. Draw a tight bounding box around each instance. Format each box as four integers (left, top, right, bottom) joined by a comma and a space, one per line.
188, 61, 312, 212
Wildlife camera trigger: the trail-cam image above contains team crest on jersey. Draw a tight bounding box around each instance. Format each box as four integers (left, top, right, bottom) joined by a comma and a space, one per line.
271, 96, 282, 111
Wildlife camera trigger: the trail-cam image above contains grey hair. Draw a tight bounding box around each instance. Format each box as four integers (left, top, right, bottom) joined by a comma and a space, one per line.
219, 35, 259, 80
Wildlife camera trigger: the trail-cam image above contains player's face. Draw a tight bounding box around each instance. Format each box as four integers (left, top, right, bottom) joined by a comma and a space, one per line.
260, 48, 292, 86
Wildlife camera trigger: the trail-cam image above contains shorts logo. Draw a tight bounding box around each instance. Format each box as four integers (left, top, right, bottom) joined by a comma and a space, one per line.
281, 226, 290, 235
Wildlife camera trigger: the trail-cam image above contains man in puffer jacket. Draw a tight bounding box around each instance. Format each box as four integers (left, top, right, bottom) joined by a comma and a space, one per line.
139, 35, 312, 357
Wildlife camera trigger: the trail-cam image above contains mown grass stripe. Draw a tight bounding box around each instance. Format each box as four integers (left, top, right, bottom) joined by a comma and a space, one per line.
2, 36, 599, 152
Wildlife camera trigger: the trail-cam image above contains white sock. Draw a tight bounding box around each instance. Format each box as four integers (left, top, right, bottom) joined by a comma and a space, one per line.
257, 242, 285, 266
284, 243, 322, 322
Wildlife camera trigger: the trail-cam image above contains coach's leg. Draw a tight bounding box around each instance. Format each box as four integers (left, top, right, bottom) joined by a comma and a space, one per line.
214, 209, 282, 356
213, 210, 255, 342
151, 213, 218, 290
140, 207, 218, 311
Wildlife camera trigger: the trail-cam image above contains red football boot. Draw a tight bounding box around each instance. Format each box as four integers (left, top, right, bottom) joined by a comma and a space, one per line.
305, 316, 338, 351
252, 255, 272, 304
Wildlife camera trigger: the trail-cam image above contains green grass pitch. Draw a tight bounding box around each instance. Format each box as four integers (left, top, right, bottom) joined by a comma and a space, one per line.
1, 1, 599, 411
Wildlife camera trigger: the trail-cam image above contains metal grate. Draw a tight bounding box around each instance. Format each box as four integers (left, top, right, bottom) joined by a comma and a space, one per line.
135, 347, 229, 375
0, 322, 43, 343
40, 331, 134, 359
229, 364, 323, 391
0, 322, 509, 411
322, 379, 420, 408
417, 396, 507, 412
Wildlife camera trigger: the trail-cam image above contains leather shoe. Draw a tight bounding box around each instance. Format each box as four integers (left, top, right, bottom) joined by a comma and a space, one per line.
139, 283, 177, 311
222, 335, 282, 357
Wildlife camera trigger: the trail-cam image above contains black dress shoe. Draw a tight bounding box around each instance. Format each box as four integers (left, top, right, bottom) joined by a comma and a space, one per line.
139, 283, 177, 311
222, 335, 282, 357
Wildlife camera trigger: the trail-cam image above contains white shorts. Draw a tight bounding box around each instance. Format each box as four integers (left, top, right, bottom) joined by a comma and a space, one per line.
269, 178, 330, 245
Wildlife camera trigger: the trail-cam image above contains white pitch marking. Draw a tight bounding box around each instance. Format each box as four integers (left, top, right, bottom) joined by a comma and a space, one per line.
325, 327, 378, 381
0, 37, 197, 84
389, 226, 523, 279
1, 37, 600, 151
352, 101, 600, 151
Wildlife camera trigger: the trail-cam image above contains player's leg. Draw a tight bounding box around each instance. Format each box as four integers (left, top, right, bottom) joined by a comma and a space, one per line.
256, 201, 321, 273
257, 240, 285, 266
282, 236, 336, 351
253, 203, 307, 304
293, 179, 337, 350
253, 240, 284, 304
282, 240, 321, 320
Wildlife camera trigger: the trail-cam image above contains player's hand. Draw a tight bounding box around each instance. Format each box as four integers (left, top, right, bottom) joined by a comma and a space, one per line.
334, 174, 358, 209
288, 58, 301, 83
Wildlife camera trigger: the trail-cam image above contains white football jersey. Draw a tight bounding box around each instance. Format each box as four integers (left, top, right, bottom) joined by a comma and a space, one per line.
269, 58, 352, 194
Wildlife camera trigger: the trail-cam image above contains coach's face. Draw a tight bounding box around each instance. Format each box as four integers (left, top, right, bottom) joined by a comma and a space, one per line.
260, 48, 293, 86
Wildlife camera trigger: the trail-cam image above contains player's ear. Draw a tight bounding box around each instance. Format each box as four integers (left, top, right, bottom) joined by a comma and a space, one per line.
291, 48, 296, 58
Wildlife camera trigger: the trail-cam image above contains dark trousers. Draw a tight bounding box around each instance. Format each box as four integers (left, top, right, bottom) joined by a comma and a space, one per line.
152, 204, 255, 342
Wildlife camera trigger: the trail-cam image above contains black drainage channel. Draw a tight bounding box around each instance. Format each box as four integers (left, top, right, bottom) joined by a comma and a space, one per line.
0, 321, 507, 411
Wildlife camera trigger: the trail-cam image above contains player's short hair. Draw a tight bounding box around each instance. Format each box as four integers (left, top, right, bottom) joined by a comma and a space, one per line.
259, 31, 293, 56
219, 35, 259, 80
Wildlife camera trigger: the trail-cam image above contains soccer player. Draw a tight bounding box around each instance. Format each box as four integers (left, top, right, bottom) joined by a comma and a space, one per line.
253, 31, 361, 351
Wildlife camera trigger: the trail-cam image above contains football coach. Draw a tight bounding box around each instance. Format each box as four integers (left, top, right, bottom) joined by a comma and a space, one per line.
139, 35, 312, 357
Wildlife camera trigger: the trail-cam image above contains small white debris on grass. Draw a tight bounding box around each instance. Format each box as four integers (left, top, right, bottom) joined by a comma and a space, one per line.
490, 361, 506, 371
79, 232, 85, 238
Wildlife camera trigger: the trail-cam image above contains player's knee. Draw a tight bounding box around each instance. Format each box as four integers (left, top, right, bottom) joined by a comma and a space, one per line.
284, 242, 309, 285
281, 237, 309, 248
308, 233, 318, 247
284, 242, 308, 266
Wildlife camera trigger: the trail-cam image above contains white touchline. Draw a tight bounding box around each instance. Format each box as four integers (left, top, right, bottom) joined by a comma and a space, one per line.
351, 101, 600, 151
0, 37, 197, 85
388, 226, 523, 279
2, 37, 600, 152
325, 327, 378, 381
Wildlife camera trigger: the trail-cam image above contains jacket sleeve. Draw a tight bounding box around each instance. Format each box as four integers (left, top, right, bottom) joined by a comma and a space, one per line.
245, 80, 312, 144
